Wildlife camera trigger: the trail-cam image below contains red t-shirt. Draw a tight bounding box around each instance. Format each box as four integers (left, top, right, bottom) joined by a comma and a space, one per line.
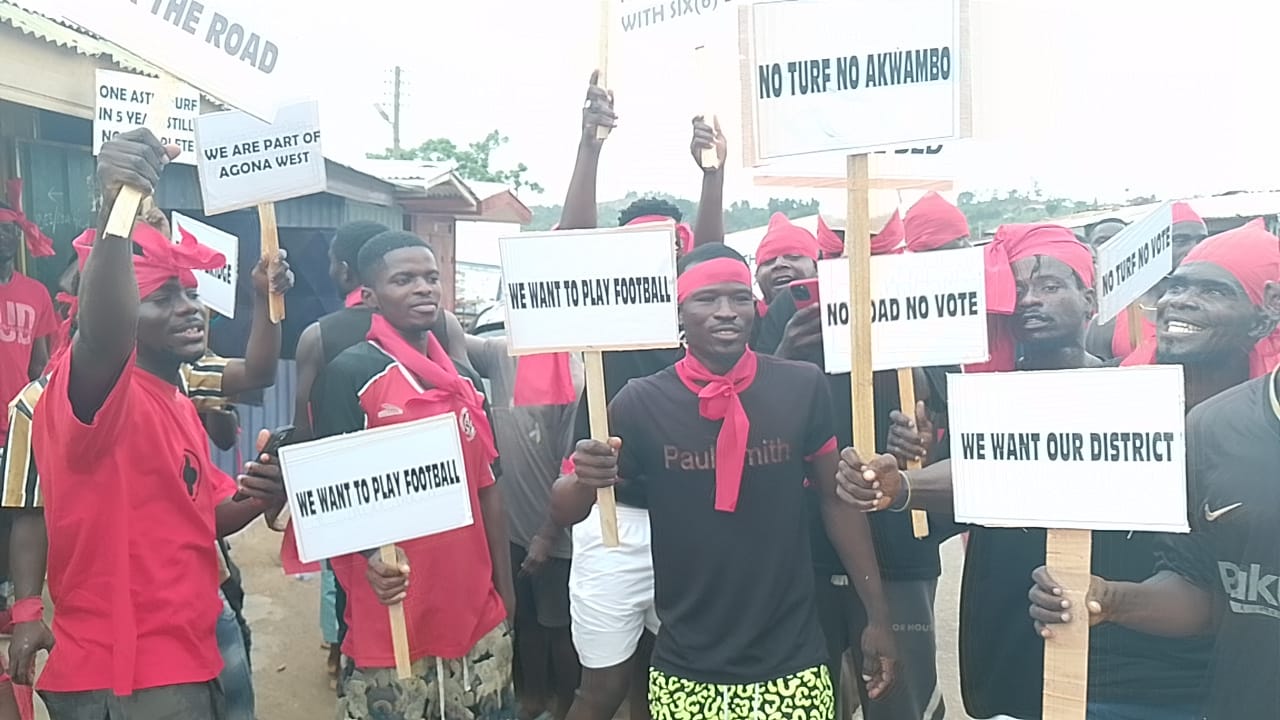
0, 273, 55, 432
314, 341, 505, 667
31, 352, 237, 694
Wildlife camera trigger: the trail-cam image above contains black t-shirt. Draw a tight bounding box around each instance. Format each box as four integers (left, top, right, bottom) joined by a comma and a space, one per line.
568, 347, 685, 509
1157, 371, 1280, 720
611, 354, 837, 684
755, 290, 954, 581
319, 307, 375, 365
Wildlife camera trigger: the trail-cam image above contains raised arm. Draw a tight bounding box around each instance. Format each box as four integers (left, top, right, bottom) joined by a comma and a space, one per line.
220, 251, 294, 397
559, 71, 616, 231
69, 130, 177, 422
291, 322, 324, 442
690, 116, 727, 246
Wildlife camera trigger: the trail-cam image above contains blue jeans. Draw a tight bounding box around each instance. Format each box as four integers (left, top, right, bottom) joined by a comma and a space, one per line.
1087, 703, 1200, 720
217, 591, 255, 720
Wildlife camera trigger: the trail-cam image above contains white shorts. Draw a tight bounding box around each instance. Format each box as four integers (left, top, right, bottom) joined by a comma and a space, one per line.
569, 504, 659, 669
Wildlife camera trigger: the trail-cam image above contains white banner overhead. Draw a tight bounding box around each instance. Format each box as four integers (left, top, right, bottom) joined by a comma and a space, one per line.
1094, 202, 1174, 323
740, 0, 967, 163
46, 0, 296, 121
818, 247, 988, 373
195, 100, 326, 215
948, 365, 1189, 533
94, 70, 200, 165
499, 225, 680, 355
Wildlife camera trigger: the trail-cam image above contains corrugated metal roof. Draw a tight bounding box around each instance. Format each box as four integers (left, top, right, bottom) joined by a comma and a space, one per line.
0, 0, 163, 77
1049, 191, 1280, 230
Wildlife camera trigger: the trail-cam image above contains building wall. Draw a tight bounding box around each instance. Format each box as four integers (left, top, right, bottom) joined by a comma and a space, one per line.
410, 214, 458, 310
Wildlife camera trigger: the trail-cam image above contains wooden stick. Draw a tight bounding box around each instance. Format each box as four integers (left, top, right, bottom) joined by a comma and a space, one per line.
1042, 528, 1092, 720
1125, 303, 1143, 351
257, 203, 286, 323
694, 45, 719, 170
105, 77, 178, 239
583, 350, 619, 546
595, 0, 612, 142
896, 367, 930, 538
379, 544, 413, 680
846, 155, 875, 455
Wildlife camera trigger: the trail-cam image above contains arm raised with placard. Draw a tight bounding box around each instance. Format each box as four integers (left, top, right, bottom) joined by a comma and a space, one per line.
559, 71, 616, 231
690, 115, 726, 246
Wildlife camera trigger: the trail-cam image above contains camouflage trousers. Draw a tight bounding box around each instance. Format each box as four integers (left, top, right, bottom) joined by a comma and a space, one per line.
338, 623, 515, 720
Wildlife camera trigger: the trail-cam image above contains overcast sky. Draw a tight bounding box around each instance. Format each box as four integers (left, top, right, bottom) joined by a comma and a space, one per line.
31, 0, 1280, 211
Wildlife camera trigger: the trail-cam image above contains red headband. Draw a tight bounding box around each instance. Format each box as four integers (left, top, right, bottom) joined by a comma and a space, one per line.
626, 214, 695, 254
678, 257, 752, 303
816, 216, 844, 258
904, 191, 969, 253
756, 212, 819, 266
1, 180, 55, 257
872, 210, 906, 255
1171, 201, 1206, 229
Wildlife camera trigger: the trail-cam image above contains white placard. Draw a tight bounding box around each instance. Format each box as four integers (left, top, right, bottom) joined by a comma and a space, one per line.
47, 0, 293, 121
280, 414, 474, 563
948, 365, 1188, 533
1095, 202, 1174, 323
171, 213, 238, 318
94, 70, 199, 165
499, 226, 680, 354
818, 247, 988, 373
195, 100, 326, 215
742, 0, 963, 162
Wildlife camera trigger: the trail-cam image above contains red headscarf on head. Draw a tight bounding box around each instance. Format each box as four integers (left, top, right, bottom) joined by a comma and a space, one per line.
816, 216, 844, 258
1122, 219, 1280, 377
54, 222, 226, 360
904, 191, 969, 253
626, 214, 695, 255
756, 212, 819, 267
964, 223, 1095, 373
872, 211, 906, 255
673, 257, 758, 513
1, 179, 55, 257
1171, 201, 1206, 229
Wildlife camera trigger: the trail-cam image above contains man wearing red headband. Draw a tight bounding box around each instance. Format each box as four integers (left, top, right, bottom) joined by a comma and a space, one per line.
1087, 202, 1210, 360
29, 130, 286, 717
904, 191, 971, 252
0, 199, 57, 444
753, 212, 819, 307
840, 224, 1213, 719
567, 246, 894, 720
1031, 219, 1280, 720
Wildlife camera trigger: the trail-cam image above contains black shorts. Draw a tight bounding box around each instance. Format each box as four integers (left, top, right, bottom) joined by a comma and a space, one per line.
510, 542, 571, 629
40, 680, 225, 720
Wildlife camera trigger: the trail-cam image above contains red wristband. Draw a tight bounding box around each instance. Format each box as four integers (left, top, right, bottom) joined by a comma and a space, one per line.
11, 598, 42, 624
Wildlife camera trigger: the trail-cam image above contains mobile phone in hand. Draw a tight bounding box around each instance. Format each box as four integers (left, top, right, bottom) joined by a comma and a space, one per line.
233, 425, 295, 502
789, 278, 820, 309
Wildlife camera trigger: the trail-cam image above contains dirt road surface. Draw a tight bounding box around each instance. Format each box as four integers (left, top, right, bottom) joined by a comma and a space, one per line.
235, 524, 972, 720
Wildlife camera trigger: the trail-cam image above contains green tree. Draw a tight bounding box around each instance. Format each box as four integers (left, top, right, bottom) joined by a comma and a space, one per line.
368, 130, 544, 194
525, 194, 820, 232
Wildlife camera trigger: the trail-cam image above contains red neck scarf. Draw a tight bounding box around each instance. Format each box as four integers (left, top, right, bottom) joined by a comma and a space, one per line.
675, 350, 759, 512
366, 313, 498, 462
965, 223, 1095, 373
344, 288, 363, 308
904, 191, 969, 252
1122, 219, 1280, 378
513, 353, 578, 406
2, 180, 54, 257
756, 212, 819, 266
872, 210, 906, 255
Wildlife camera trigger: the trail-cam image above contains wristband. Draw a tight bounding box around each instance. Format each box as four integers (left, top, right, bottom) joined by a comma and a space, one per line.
888, 470, 912, 513
11, 598, 43, 624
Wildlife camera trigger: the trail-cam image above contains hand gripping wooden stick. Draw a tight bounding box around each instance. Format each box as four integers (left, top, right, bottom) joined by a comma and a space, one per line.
595, 0, 613, 142
896, 367, 930, 538
379, 545, 414, 680
584, 350, 620, 546
104, 76, 179, 239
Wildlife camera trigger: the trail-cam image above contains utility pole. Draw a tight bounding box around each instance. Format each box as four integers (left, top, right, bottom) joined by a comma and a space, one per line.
392, 65, 402, 157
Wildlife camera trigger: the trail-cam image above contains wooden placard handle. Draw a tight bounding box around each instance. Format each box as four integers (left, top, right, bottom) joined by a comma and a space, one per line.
595, 0, 612, 142
1042, 528, 1092, 720
379, 544, 414, 680
896, 367, 929, 538
105, 77, 178, 239
257, 203, 286, 323
583, 350, 619, 546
